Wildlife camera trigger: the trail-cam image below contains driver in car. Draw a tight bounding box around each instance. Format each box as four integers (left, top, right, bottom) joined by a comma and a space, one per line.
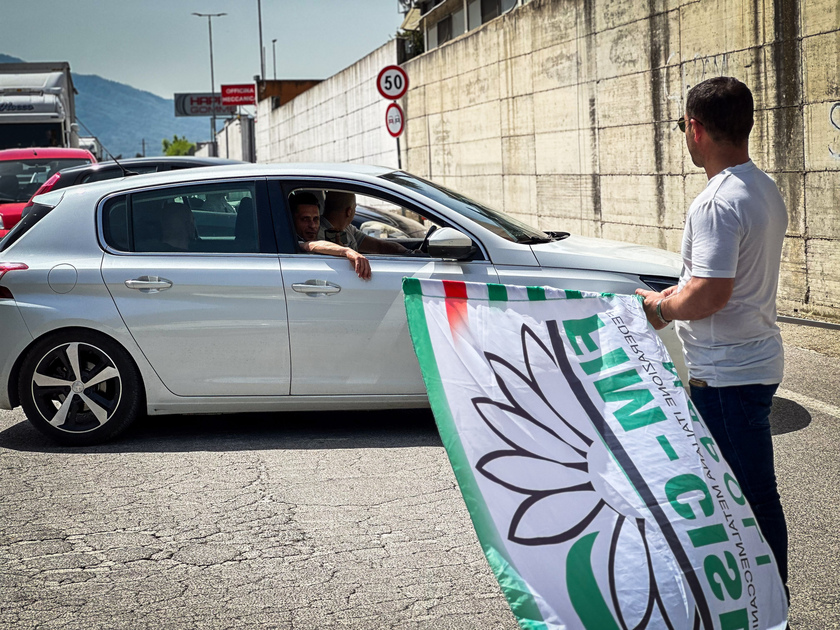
290, 192, 372, 280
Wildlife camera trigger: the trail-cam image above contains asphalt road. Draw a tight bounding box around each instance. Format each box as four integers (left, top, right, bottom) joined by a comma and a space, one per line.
0, 322, 838, 629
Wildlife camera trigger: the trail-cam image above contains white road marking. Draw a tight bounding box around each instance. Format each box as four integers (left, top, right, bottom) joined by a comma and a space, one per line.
777, 387, 840, 420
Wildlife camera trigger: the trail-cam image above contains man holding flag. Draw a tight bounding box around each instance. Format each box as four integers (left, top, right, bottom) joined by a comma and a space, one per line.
636, 76, 790, 598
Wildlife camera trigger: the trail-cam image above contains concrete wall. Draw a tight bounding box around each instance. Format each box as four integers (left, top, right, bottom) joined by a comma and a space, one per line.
401, 0, 840, 321
216, 117, 255, 162
255, 41, 400, 167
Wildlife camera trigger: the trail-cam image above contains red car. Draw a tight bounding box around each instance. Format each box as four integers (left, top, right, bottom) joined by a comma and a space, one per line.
0, 148, 96, 238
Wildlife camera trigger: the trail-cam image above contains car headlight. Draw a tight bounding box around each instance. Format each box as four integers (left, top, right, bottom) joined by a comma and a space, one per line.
639, 275, 679, 293
0, 215, 4, 229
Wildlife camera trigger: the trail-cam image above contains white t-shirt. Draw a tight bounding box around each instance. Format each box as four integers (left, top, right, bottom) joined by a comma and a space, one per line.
675, 160, 788, 386
317, 216, 368, 251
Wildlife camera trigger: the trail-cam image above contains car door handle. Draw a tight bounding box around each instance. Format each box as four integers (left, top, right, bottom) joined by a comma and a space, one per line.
125, 276, 173, 293
292, 280, 341, 296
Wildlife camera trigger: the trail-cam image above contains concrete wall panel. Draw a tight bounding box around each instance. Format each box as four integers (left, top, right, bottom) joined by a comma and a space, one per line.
803, 31, 840, 103
804, 102, 840, 171
805, 172, 840, 239
806, 239, 840, 311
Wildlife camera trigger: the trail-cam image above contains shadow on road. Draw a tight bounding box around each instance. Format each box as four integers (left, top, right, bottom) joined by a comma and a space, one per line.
0, 408, 442, 454
770, 396, 811, 436
2, 394, 811, 453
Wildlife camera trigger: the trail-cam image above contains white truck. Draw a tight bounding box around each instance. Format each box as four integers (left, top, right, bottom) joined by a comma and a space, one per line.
0, 62, 80, 150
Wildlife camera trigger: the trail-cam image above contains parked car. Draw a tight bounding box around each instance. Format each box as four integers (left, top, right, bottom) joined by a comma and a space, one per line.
0, 163, 684, 445
0, 147, 96, 238
18, 156, 244, 220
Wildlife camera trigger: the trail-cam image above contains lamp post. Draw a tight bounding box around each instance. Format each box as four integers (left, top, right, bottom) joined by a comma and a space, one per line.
192, 11, 226, 156
272, 38, 277, 80
257, 0, 265, 80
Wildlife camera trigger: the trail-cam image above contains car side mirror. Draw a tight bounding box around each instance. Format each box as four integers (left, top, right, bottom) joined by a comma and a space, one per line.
427, 227, 475, 260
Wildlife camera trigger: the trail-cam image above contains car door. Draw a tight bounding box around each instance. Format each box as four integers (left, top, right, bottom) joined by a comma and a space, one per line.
274, 179, 499, 396
101, 179, 291, 397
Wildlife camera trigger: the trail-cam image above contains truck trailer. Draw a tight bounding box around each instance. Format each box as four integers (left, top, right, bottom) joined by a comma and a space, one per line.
0, 62, 80, 150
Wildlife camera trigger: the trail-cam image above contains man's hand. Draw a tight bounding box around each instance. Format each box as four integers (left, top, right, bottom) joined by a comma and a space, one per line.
346, 250, 371, 280
635, 288, 670, 330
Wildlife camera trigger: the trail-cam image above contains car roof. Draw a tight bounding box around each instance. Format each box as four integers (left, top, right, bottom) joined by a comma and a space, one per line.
0, 147, 96, 161
34, 162, 398, 205
56, 156, 244, 177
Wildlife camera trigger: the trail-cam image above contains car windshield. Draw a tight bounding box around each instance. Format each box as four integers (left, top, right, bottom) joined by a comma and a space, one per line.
380, 171, 549, 243
0, 158, 92, 203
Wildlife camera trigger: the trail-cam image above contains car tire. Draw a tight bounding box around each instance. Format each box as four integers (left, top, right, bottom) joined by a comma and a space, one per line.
18, 330, 143, 446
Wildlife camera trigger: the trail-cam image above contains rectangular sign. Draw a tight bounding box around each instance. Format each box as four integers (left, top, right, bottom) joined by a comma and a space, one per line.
221, 84, 256, 106
173, 93, 237, 117
403, 278, 788, 630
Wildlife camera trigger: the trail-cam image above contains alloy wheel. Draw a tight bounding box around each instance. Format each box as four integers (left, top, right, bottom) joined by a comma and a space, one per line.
30, 342, 122, 433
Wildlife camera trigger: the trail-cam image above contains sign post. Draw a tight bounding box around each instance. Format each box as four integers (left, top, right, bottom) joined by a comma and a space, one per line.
377, 65, 409, 169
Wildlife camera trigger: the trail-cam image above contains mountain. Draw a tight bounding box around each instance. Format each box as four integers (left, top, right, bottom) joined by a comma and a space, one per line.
1, 53, 210, 157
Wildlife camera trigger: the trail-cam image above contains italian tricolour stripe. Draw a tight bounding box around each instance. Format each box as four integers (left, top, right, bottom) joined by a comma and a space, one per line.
403, 277, 787, 630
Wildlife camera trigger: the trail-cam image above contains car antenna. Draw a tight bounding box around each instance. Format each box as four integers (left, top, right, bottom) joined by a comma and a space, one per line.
74, 116, 138, 177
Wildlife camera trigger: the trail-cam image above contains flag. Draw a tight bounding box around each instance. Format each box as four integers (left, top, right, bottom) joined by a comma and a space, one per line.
403, 277, 788, 630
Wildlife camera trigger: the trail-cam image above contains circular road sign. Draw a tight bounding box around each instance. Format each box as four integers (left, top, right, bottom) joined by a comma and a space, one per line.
386, 102, 405, 138
377, 65, 409, 100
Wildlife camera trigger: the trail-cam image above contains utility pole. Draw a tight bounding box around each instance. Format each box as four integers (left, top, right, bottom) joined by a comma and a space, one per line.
257, 0, 265, 79
193, 12, 227, 157
141, 139, 145, 157
272, 38, 277, 80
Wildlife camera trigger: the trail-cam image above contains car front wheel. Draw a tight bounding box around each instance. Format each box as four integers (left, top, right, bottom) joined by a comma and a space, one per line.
19, 331, 143, 445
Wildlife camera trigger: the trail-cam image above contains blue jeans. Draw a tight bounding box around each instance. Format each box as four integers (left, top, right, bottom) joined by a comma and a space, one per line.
689, 383, 788, 590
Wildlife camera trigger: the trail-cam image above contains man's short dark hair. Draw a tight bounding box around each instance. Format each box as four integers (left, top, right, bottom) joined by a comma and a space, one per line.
289, 191, 320, 215
686, 77, 754, 145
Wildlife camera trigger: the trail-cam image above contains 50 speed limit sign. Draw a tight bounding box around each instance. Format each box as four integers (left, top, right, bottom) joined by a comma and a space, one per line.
377, 65, 408, 100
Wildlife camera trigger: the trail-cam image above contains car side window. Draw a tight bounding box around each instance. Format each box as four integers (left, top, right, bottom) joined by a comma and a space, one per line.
101, 182, 263, 254
286, 185, 432, 256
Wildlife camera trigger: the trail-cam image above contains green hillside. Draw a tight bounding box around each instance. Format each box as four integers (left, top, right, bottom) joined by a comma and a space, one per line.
1, 53, 211, 157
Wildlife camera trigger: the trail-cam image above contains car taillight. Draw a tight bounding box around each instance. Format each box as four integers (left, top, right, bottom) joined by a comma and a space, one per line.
23, 172, 62, 209
0, 262, 28, 280
0, 262, 27, 299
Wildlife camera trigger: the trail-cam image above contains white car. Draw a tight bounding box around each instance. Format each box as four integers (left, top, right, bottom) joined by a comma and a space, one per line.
0, 163, 684, 445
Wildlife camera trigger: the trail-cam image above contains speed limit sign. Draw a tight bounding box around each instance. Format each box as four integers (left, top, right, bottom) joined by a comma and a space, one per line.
377, 65, 409, 100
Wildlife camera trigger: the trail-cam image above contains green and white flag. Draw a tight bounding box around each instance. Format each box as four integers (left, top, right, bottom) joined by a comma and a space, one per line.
403, 277, 787, 630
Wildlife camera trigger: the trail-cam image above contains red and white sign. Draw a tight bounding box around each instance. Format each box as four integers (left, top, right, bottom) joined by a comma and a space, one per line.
221, 84, 256, 106
385, 102, 405, 138
174, 93, 237, 117
377, 65, 408, 100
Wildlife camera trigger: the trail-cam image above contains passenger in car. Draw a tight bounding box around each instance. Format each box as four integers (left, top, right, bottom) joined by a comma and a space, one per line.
319, 191, 412, 255
159, 201, 196, 251
203, 191, 235, 213
289, 192, 372, 280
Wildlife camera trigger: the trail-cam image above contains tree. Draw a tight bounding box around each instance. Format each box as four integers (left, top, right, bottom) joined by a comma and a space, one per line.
162, 135, 195, 156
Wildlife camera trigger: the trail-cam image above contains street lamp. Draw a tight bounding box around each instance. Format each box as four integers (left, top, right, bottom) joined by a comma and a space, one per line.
257, 0, 265, 79
272, 38, 277, 80
192, 11, 226, 156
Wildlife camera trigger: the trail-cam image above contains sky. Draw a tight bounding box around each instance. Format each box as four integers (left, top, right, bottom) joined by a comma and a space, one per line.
1, 0, 405, 99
